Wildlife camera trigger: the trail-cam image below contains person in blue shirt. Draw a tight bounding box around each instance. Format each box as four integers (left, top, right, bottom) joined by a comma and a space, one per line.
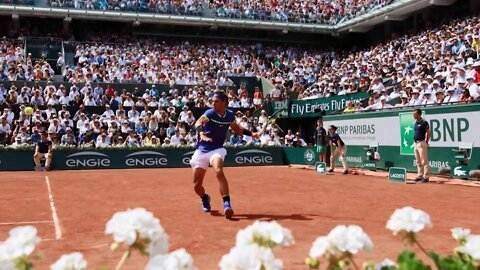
190, 91, 263, 219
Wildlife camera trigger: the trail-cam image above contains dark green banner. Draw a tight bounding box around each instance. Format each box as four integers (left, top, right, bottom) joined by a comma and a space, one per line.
271, 92, 370, 118
0, 147, 284, 171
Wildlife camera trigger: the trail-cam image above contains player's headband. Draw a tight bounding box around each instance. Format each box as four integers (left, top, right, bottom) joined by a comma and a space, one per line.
213, 91, 228, 102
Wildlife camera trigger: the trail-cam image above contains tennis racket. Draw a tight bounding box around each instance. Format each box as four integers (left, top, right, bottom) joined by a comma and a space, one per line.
266, 107, 288, 125
260, 107, 288, 134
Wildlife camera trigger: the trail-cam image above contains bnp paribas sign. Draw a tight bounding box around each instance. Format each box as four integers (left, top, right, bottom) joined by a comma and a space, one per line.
399, 112, 421, 155
399, 111, 472, 155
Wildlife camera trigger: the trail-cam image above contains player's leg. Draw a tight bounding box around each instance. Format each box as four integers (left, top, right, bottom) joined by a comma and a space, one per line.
211, 157, 229, 196
210, 149, 233, 219
193, 168, 207, 196
340, 146, 348, 174
190, 150, 211, 212
329, 147, 339, 172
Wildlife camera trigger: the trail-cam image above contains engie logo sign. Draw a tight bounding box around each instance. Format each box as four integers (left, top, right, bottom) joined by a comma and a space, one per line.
125, 151, 168, 167
234, 149, 273, 164
65, 151, 111, 168
182, 151, 195, 165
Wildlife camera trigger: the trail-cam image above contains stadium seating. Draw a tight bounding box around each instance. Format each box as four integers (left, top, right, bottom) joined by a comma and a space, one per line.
0, 15, 479, 149
42, 0, 396, 25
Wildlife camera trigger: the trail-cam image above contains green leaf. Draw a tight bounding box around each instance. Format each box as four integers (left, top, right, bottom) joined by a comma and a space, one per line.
305, 257, 320, 269
428, 252, 476, 270
396, 250, 431, 270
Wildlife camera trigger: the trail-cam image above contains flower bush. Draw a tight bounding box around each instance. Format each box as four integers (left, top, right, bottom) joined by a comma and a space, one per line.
1, 206, 479, 270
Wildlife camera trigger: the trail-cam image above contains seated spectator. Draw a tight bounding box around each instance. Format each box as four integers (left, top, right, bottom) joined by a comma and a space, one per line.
96, 133, 111, 148
343, 101, 355, 113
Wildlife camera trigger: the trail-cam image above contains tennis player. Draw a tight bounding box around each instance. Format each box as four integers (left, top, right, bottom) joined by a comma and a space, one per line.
190, 91, 264, 219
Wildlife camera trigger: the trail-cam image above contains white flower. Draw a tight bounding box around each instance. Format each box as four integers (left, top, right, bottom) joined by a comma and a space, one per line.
451, 228, 471, 242
219, 245, 283, 270
328, 225, 373, 254
386, 206, 432, 234
0, 261, 14, 270
0, 226, 40, 259
105, 208, 169, 256
458, 235, 480, 260
145, 249, 197, 270
50, 252, 87, 270
235, 221, 294, 248
309, 236, 336, 258
376, 258, 397, 269
309, 225, 372, 258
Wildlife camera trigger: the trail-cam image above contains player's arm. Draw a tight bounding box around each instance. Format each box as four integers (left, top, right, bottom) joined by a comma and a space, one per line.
230, 122, 263, 138
194, 115, 209, 128
195, 115, 212, 142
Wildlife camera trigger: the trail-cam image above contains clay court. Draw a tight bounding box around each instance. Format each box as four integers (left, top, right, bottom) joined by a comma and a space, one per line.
0, 166, 479, 269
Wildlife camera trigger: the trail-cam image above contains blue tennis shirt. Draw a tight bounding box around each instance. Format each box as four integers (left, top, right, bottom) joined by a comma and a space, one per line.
197, 108, 235, 152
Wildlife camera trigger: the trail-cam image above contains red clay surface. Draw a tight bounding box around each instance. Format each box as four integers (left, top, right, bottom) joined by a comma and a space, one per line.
0, 166, 479, 269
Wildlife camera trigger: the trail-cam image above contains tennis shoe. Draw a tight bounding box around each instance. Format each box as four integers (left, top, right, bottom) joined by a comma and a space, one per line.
201, 194, 211, 212
223, 201, 234, 219
419, 178, 429, 183
414, 176, 423, 182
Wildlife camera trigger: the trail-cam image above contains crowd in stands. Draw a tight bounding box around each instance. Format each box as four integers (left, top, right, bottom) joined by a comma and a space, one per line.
296, 16, 480, 112
0, 39, 56, 82
0, 86, 305, 148
1, 14, 480, 148
45, 0, 395, 25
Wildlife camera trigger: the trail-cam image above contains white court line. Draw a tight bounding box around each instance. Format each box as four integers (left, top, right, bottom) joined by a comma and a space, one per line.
0, 221, 53, 225
45, 176, 62, 240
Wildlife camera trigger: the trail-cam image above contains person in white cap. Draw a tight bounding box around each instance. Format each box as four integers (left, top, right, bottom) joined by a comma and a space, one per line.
435, 89, 445, 104
395, 94, 410, 108
421, 90, 435, 106
443, 87, 459, 104
409, 88, 422, 106
431, 80, 442, 95
466, 75, 479, 99
179, 105, 189, 122
465, 59, 476, 78
387, 85, 401, 101
419, 80, 430, 100
372, 96, 393, 110
455, 79, 467, 96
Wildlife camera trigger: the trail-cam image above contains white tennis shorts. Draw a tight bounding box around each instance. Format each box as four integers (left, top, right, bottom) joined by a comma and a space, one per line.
189, 148, 227, 170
